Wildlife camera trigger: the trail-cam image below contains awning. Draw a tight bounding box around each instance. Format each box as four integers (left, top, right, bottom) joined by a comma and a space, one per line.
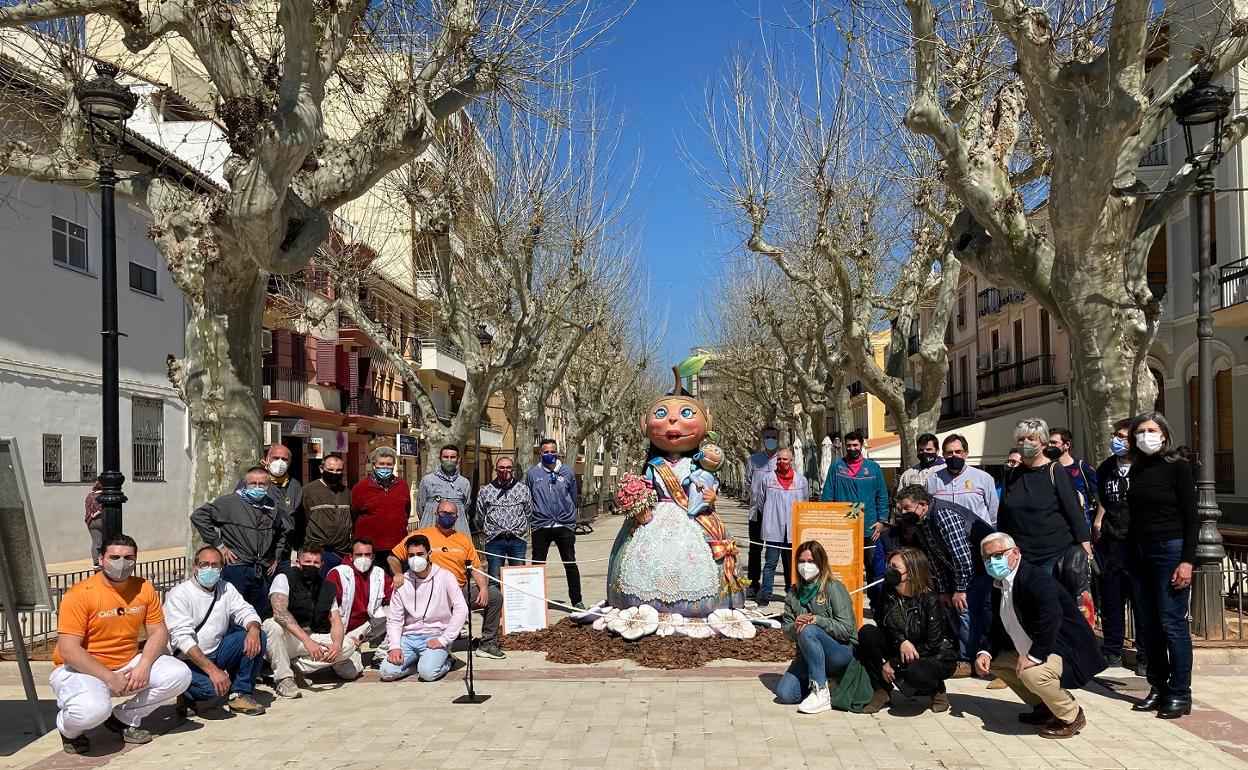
868, 394, 1069, 466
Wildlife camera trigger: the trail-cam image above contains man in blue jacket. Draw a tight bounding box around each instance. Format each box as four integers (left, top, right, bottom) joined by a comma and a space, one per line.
975, 532, 1104, 739
820, 431, 889, 607
524, 438, 584, 610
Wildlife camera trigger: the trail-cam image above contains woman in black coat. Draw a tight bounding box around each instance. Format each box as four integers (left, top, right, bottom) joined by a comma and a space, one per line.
857, 548, 958, 714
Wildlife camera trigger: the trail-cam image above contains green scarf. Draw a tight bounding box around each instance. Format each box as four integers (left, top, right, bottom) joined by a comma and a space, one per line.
796, 579, 821, 606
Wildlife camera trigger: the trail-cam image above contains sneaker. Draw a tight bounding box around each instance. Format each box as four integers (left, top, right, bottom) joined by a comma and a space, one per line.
227, 692, 267, 716
1102, 653, 1123, 668
572, 602, 588, 611
797, 684, 832, 714
102, 715, 153, 745
952, 661, 973, 679
61, 733, 90, 754
930, 686, 950, 713
274, 677, 302, 699
863, 690, 891, 714
475, 642, 506, 660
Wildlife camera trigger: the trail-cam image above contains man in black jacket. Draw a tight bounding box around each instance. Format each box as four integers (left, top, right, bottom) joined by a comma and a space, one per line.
974, 533, 1104, 739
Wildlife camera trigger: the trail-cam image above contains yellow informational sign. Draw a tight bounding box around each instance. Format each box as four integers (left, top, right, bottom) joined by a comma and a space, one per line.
791, 502, 865, 625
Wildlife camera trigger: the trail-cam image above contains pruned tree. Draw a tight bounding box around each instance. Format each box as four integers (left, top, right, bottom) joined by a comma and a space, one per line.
0, 0, 615, 507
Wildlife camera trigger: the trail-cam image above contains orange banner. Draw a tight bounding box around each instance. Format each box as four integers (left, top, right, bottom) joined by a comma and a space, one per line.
791, 501, 865, 626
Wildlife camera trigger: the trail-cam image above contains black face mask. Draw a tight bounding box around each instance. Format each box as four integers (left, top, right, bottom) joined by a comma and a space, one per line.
917, 451, 938, 467
883, 567, 903, 587
945, 457, 967, 474
321, 471, 343, 486
1042, 445, 1064, 461
299, 565, 320, 581
845, 449, 862, 462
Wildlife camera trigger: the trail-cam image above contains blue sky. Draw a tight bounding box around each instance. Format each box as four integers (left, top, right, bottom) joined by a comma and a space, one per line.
588, 1, 775, 364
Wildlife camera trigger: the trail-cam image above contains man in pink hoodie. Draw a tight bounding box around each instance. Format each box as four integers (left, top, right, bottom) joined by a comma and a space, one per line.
379, 534, 468, 682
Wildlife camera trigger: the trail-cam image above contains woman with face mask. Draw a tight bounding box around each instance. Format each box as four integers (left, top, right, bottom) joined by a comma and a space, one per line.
1123, 411, 1197, 720
996, 418, 1092, 579
857, 548, 957, 714
774, 541, 857, 714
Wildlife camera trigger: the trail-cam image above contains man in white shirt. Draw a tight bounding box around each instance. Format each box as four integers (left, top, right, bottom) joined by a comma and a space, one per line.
745, 426, 780, 596
926, 434, 999, 526
164, 546, 266, 716
975, 533, 1103, 740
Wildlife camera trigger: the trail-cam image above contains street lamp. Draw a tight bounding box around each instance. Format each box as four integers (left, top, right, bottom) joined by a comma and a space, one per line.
472, 324, 494, 513
75, 62, 137, 541
1174, 63, 1233, 638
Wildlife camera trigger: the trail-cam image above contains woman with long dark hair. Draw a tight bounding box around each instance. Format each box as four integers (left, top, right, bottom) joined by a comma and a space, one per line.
1124, 411, 1197, 719
774, 540, 857, 714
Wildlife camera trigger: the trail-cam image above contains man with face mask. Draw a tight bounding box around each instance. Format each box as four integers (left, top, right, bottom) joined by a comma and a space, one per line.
263, 546, 363, 698
745, 426, 781, 596
975, 533, 1104, 739
417, 444, 473, 534
300, 453, 353, 574
1048, 428, 1101, 530
192, 466, 290, 618
50, 535, 192, 754
164, 546, 266, 717
476, 457, 533, 579
352, 447, 412, 560
821, 431, 890, 607
749, 449, 808, 606
1093, 419, 1143, 671
897, 433, 945, 491
379, 534, 468, 682
388, 501, 507, 659
233, 445, 300, 562
926, 435, 999, 527
325, 538, 388, 654
524, 438, 583, 610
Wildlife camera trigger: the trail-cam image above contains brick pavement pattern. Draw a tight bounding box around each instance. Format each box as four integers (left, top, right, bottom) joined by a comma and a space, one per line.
3, 500, 1248, 769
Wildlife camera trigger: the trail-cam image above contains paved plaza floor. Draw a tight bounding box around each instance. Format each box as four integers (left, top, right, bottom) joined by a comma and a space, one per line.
4, 501, 1248, 769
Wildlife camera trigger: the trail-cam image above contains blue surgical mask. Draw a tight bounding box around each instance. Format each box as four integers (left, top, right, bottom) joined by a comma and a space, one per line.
763, 438, 778, 451
985, 554, 1014, 580
195, 566, 222, 590
541, 452, 558, 465
244, 486, 267, 503
375, 467, 394, 480
1111, 436, 1129, 457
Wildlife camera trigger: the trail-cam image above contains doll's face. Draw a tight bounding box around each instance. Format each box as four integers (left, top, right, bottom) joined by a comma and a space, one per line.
645, 397, 709, 453
699, 443, 725, 470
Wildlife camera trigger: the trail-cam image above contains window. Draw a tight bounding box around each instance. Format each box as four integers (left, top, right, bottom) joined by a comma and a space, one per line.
129, 262, 158, 295
132, 397, 165, 481
43, 434, 62, 482
52, 215, 88, 272
129, 212, 159, 296
80, 436, 97, 482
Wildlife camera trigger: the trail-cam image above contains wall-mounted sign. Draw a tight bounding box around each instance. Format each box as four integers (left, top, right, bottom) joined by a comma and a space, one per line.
278, 418, 311, 437
397, 434, 419, 457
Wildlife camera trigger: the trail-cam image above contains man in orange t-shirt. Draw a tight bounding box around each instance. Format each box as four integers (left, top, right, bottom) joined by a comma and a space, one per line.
50, 535, 191, 755
386, 501, 505, 659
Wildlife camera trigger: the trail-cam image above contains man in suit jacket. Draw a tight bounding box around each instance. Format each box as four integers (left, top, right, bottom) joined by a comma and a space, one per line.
974, 533, 1104, 739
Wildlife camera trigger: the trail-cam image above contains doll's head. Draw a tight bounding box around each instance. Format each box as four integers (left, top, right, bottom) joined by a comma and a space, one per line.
641, 365, 714, 455
695, 442, 725, 473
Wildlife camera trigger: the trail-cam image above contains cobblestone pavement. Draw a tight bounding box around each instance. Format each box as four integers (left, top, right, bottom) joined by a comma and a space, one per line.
4, 500, 1248, 769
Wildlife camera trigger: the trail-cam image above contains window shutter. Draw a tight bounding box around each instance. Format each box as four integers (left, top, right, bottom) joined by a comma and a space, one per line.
275, 330, 293, 371
315, 339, 338, 385
335, 347, 350, 388
1217, 369, 1234, 450
305, 334, 318, 383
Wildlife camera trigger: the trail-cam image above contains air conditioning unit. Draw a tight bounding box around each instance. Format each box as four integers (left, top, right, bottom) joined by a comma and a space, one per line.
995, 348, 1011, 364
261, 384, 272, 400
397, 401, 413, 417
261, 329, 273, 353
977, 353, 992, 370
263, 421, 282, 446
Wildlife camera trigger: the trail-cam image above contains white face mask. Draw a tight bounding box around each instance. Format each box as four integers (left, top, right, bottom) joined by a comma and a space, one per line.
1136, 432, 1165, 455
408, 555, 429, 574
268, 459, 289, 477
797, 562, 820, 582
352, 556, 373, 574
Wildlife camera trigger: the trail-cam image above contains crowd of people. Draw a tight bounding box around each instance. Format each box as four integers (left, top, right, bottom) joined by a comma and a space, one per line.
747, 411, 1199, 735
58, 440, 583, 755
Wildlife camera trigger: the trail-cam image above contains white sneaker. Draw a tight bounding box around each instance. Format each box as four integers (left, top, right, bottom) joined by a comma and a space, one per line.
797, 685, 831, 714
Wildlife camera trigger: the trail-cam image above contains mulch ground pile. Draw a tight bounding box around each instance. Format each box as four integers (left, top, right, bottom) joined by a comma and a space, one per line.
505, 619, 794, 669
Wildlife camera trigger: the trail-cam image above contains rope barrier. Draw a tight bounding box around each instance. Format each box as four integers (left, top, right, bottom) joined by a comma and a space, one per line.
474, 539, 876, 563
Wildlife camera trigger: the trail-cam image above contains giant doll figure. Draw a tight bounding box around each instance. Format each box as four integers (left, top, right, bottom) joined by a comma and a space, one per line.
605, 364, 748, 617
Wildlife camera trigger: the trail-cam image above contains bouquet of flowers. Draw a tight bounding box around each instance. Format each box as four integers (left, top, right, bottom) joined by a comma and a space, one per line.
615, 472, 657, 521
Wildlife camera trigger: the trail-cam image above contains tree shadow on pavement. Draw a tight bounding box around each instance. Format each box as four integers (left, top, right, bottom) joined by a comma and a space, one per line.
0, 697, 59, 756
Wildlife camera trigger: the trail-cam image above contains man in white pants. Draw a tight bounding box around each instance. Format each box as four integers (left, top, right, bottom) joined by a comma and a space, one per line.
263, 546, 362, 698
50, 534, 192, 755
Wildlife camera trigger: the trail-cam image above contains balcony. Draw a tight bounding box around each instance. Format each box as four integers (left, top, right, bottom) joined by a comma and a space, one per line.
401, 336, 422, 362
1217, 257, 1248, 326
262, 365, 308, 405
346, 393, 402, 421
420, 338, 467, 381
1000, 288, 1026, 305
977, 354, 1056, 401
1139, 129, 1168, 168
976, 288, 1001, 317
940, 391, 971, 420
336, 312, 400, 350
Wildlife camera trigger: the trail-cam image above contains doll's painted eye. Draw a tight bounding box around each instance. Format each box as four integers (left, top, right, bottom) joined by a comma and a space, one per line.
680, 407, 695, 419
654, 407, 668, 419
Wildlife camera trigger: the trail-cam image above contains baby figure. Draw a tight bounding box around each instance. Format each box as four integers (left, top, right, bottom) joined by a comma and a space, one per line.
687, 441, 725, 516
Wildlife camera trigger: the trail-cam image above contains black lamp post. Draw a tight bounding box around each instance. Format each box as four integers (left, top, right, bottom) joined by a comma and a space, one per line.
74, 63, 137, 541
472, 324, 494, 512
1174, 64, 1234, 638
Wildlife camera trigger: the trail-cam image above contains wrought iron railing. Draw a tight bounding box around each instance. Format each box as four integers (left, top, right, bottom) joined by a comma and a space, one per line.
976, 287, 1001, 316
347, 393, 402, 419
420, 337, 464, 361
1139, 129, 1168, 167
262, 364, 308, 404
1220, 257, 1248, 309
976, 354, 1056, 400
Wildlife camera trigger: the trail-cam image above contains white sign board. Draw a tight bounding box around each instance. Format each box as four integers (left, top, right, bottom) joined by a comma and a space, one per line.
500, 565, 548, 634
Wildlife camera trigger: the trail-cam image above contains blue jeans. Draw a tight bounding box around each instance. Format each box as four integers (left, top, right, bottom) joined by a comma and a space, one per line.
866, 535, 887, 609
948, 571, 994, 663
485, 535, 527, 580
378, 633, 450, 682
222, 564, 272, 619
775, 625, 855, 703
1129, 538, 1192, 699
184, 627, 267, 702
759, 541, 792, 603
1027, 550, 1063, 578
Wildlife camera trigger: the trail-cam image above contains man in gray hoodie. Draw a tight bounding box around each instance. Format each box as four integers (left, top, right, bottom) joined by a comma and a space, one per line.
417, 444, 473, 534
191, 466, 290, 618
